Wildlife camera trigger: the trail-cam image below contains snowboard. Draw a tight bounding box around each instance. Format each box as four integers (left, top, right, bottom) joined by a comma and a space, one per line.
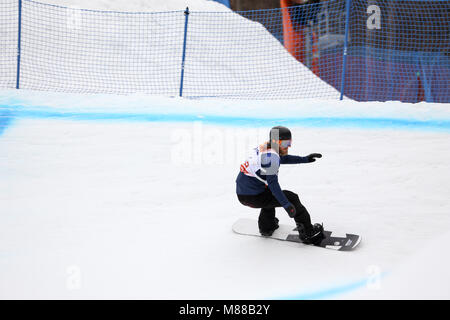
232, 218, 361, 251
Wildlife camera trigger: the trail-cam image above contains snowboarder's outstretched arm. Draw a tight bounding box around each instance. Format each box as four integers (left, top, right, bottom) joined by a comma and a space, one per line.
280, 153, 322, 164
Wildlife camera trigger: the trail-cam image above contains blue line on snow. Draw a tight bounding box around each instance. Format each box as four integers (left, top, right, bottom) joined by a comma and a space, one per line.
0, 106, 450, 131
282, 278, 369, 300
0, 109, 14, 136
2, 105, 450, 131
280, 272, 388, 300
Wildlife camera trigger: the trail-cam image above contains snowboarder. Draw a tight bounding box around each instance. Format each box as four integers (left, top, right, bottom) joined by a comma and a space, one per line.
236, 126, 324, 244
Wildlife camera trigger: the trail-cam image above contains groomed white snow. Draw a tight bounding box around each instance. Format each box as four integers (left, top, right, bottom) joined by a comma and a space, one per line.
1, 0, 449, 300
1, 89, 450, 299
339, 231, 450, 300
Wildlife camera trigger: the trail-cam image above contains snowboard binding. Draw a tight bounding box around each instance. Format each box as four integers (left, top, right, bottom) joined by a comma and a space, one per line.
297, 223, 325, 245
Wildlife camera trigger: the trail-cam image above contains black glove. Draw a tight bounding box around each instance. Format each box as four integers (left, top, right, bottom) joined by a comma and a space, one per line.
307, 153, 322, 162
284, 203, 296, 218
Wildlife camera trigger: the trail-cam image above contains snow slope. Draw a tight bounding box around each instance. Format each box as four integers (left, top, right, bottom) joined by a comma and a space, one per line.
339, 231, 450, 300
1, 89, 450, 299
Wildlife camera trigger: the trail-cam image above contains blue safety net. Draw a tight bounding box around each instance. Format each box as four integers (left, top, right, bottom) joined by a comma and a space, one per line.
0, 0, 448, 102
345, 0, 450, 103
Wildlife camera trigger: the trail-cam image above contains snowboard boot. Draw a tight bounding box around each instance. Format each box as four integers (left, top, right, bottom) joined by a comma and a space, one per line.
259, 217, 279, 237
297, 222, 324, 245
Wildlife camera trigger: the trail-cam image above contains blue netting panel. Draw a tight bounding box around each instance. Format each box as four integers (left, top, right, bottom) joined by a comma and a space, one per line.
20, 0, 185, 94
346, 0, 450, 102
0, 0, 18, 89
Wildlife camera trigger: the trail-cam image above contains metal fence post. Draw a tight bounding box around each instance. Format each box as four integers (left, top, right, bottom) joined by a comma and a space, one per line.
340, 0, 351, 100
179, 7, 190, 97
16, 0, 22, 89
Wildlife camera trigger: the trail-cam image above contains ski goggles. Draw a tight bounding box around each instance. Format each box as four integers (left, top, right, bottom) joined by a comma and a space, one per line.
280, 140, 292, 148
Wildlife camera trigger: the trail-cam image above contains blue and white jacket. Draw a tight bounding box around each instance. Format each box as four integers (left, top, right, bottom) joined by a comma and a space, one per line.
236, 144, 310, 208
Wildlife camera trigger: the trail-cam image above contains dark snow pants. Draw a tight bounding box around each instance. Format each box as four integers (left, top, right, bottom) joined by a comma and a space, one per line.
237, 188, 312, 233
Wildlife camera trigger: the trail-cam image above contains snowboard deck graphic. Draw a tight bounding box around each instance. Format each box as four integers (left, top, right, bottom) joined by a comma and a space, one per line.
232, 218, 361, 251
